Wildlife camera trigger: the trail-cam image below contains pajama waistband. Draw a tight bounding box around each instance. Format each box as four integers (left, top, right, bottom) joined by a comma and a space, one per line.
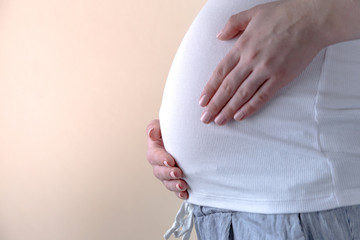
164, 201, 195, 240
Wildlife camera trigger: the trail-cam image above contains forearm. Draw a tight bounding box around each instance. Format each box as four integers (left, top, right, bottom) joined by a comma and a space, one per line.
312, 0, 360, 47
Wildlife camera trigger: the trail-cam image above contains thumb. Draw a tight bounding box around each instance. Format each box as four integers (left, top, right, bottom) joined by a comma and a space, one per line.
217, 9, 253, 40
146, 119, 162, 141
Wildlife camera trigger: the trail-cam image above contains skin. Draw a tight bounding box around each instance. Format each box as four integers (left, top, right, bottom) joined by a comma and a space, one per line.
147, 0, 360, 199
199, 0, 360, 125
146, 119, 189, 199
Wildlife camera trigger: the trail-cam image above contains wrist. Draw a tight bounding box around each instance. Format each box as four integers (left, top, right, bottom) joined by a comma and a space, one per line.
308, 0, 360, 47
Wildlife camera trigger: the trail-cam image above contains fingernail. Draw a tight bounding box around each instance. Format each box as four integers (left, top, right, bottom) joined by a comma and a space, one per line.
170, 171, 177, 179
147, 128, 154, 138
179, 192, 185, 198
214, 114, 226, 125
199, 95, 209, 107
176, 183, 184, 191
234, 111, 245, 121
216, 31, 223, 39
200, 111, 212, 123
164, 161, 170, 167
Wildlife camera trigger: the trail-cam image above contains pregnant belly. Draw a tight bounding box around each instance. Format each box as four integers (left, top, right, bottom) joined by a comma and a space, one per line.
158, 0, 333, 201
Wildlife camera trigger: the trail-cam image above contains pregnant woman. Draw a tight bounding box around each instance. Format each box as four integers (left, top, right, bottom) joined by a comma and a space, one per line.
146, 0, 360, 239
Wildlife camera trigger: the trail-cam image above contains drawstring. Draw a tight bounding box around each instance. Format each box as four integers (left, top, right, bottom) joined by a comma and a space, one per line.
164, 201, 194, 240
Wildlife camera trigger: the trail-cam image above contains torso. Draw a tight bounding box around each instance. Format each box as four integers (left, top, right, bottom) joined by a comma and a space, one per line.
159, 0, 360, 213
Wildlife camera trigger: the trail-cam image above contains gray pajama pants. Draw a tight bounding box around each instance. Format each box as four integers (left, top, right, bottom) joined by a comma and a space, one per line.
164, 202, 360, 240
193, 204, 360, 240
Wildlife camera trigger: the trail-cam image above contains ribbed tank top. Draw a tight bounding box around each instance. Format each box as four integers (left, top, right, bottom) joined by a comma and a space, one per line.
159, 0, 360, 214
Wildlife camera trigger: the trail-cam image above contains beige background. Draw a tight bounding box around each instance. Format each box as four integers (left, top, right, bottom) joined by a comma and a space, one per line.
0, 0, 206, 239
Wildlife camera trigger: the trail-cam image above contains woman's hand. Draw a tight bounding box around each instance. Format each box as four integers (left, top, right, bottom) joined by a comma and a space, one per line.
146, 119, 189, 200
198, 0, 325, 125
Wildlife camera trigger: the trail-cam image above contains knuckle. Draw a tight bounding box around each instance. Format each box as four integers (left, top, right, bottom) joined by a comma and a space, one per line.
162, 180, 168, 188
208, 100, 221, 113
226, 102, 238, 114
163, 180, 174, 191
152, 167, 161, 179
214, 66, 225, 79
274, 69, 286, 80
147, 148, 161, 165
206, 85, 217, 97
236, 40, 245, 50
162, 180, 173, 191
244, 49, 259, 62
204, 81, 218, 97
221, 81, 234, 96
250, 50, 259, 61
244, 103, 256, 115
237, 34, 249, 48
237, 88, 251, 100
257, 91, 270, 104
260, 59, 273, 72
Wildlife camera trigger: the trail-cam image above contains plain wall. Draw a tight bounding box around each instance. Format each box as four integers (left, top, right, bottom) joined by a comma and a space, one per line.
0, 0, 206, 239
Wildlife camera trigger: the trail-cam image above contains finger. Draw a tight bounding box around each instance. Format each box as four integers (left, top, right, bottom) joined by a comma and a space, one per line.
146, 119, 162, 141
175, 191, 189, 200
217, 8, 253, 40
214, 71, 268, 125
146, 120, 177, 167
201, 65, 252, 124
162, 179, 188, 192
146, 143, 177, 167
234, 78, 278, 121
152, 165, 183, 181
198, 50, 240, 108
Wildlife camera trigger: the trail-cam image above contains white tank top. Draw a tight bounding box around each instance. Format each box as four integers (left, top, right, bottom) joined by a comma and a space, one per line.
159, 0, 360, 214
